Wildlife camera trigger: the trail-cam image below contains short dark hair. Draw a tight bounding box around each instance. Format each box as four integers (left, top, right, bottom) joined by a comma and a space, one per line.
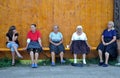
9, 26, 16, 31
31, 24, 36, 27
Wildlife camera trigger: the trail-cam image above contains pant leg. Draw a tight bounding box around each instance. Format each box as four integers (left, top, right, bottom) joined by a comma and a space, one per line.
7, 42, 18, 52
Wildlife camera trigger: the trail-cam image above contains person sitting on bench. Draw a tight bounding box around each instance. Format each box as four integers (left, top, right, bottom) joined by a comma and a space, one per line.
69, 25, 90, 65
6, 26, 23, 66
24, 24, 43, 68
97, 21, 117, 67
49, 25, 66, 66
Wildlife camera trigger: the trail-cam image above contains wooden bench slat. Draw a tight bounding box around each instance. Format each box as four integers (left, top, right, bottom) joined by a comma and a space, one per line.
0, 47, 96, 51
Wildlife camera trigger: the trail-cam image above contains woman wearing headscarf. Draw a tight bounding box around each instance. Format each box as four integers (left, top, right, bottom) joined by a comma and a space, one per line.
70, 25, 90, 65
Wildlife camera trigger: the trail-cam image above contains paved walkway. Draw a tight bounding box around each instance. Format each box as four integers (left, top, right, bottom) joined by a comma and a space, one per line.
0, 65, 120, 78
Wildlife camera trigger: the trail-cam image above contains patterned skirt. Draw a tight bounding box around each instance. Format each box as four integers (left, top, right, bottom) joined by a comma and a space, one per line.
27, 41, 42, 53
49, 41, 65, 54
70, 40, 90, 54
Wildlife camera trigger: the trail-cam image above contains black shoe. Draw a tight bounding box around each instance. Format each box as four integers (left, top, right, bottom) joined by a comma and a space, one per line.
71, 63, 83, 67
102, 64, 108, 67
98, 62, 104, 66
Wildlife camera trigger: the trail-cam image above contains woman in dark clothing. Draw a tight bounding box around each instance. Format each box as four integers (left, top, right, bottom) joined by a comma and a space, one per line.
97, 21, 117, 67
6, 26, 23, 66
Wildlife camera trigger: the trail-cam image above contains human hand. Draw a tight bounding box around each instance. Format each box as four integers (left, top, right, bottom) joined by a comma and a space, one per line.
103, 42, 109, 46
54, 43, 59, 46
23, 47, 27, 50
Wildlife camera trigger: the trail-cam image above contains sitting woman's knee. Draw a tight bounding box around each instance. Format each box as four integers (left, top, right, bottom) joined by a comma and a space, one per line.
51, 52, 55, 55
98, 49, 102, 53
30, 51, 34, 54
105, 52, 109, 55
60, 52, 64, 55
12, 44, 18, 49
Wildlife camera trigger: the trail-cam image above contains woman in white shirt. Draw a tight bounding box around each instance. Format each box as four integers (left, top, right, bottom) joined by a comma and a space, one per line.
70, 25, 90, 65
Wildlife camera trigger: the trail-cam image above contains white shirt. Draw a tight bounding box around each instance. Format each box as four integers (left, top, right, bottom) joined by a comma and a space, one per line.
71, 32, 87, 41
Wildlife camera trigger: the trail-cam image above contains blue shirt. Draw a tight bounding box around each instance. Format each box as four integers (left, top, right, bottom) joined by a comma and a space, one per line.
102, 29, 116, 38
49, 32, 63, 41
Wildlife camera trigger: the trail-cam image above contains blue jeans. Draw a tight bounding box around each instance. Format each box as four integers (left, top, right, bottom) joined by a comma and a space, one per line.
7, 42, 19, 52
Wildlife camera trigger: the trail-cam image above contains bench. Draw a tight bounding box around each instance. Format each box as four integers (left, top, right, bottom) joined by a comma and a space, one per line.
0, 47, 97, 58
0, 47, 96, 51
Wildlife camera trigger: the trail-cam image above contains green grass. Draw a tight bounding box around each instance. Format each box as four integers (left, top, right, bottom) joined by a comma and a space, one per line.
0, 57, 119, 68
0, 57, 20, 68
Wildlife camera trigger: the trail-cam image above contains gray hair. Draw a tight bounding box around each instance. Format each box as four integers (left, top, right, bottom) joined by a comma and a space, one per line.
53, 25, 59, 29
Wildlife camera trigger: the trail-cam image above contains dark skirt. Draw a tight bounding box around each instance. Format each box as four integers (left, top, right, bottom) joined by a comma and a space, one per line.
70, 40, 90, 54
27, 41, 42, 53
97, 37, 117, 58
49, 41, 65, 54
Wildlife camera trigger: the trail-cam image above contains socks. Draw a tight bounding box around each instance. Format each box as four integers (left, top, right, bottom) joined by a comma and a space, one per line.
74, 58, 87, 64
74, 58, 77, 64
83, 59, 86, 64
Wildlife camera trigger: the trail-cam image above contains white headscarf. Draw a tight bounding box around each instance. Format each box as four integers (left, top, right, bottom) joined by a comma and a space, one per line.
76, 25, 83, 30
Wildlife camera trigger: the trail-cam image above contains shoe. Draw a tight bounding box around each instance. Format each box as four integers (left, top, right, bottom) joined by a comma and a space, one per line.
98, 62, 104, 66
71, 63, 83, 67
71, 63, 77, 66
18, 56, 23, 59
31, 64, 35, 68
51, 62, 55, 66
34, 64, 38, 68
102, 64, 108, 67
61, 60, 66, 64
11, 63, 15, 66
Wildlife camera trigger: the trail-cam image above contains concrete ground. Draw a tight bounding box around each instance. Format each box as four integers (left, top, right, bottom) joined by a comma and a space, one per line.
0, 65, 120, 78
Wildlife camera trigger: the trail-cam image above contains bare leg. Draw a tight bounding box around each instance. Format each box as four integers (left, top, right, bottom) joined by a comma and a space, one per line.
83, 54, 86, 64
105, 52, 109, 64
11, 52, 15, 65
74, 54, 77, 63
60, 52, 64, 62
30, 51, 34, 64
13, 46, 23, 58
51, 52, 55, 63
35, 52, 39, 64
98, 49, 103, 62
